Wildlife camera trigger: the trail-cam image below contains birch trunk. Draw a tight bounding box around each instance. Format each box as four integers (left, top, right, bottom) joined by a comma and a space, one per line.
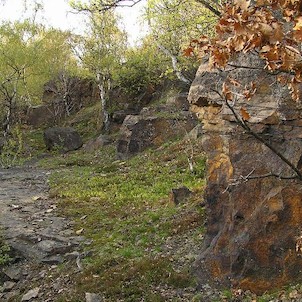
96, 72, 110, 132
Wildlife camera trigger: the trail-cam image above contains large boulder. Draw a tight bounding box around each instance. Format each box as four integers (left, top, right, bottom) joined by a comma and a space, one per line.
44, 127, 83, 152
117, 105, 198, 158
188, 53, 302, 294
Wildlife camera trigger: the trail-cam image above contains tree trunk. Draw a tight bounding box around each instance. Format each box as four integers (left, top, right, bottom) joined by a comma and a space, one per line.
96, 72, 110, 133
156, 43, 192, 85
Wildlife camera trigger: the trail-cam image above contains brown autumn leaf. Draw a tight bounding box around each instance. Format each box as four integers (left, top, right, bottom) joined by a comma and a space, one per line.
280, 48, 298, 70
288, 78, 302, 101
259, 22, 273, 36
283, 7, 295, 21
293, 16, 302, 41
184, 47, 194, 57
250, 81, 257, 91
260, 45, 271, 52
294, 65, 302, 82
234, 36, 246, 51
243, 34, 262, 52
269, 22, 284, 43
240, 107, 251, 120
277, 74, 290, 85
229, 77, 241, 87
234, 0, 251, 11
222, 82, 233, 100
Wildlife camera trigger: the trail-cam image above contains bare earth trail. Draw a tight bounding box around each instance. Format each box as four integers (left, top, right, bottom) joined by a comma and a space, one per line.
0, 166, 84, 301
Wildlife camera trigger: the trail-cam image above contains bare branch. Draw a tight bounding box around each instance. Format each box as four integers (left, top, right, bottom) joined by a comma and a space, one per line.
223, 170, 298, 193
213, 88, 302, 181
194, 0, 221, 16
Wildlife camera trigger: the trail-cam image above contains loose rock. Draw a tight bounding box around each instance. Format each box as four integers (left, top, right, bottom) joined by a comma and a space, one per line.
85, 292, 102, 302
170, 186, 192, 205
21, 287, 40, 301
2, 281, 16, 292
44, 127, 83, 152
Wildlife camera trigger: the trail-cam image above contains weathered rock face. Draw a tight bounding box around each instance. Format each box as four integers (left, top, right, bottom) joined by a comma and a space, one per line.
117, 104, 198, 158
166, 93, 190, 111
26, 105, 54, 127
44, 127, 83, 152
188, 53, 302, 294
43, 77, 98, 110
26, 77, 99, 128
83, 134, 112, 152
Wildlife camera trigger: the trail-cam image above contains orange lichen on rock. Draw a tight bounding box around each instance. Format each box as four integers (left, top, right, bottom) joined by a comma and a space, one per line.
188, 53, 302, 294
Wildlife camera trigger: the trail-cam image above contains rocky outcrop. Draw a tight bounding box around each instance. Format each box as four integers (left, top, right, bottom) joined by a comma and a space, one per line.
117, 103, 198, 158
44, 127, 83, 152
111, 110, 138, 125
43, 77, 98, 111
166, 93, 190, 111
83, 134, 112, 152
26, 105, 53, 127
188, 53, 302, 294
26, 77, 99, 128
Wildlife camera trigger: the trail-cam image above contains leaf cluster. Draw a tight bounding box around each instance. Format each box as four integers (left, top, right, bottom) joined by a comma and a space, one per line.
190, 0, 302, 101
113, 37, 170, 95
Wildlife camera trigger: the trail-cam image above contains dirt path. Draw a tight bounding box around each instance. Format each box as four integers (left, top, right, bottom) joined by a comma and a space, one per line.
0, 166, 84, 301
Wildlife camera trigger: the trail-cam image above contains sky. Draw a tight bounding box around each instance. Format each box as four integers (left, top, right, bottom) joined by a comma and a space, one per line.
0, 0, 147, 44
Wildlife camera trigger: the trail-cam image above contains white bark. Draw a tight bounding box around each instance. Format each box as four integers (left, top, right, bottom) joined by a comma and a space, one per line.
96, 72, 110, 132
157, 44, 191, 85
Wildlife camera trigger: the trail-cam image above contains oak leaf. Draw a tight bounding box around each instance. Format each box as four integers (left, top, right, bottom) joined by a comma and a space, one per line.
184, 47, 194, 57
240, 107, 251, 120
293, 16, 302, 41
222, 82, 233, 100
234, 0, 251, 11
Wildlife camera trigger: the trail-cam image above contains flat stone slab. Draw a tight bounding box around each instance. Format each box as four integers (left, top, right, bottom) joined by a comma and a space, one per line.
0, 167, 83, 264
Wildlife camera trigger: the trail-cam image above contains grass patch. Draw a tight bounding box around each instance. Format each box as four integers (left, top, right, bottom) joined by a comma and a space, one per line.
65, 103, 102, 141
44, 139, 206, 300
0, 235, 12, 267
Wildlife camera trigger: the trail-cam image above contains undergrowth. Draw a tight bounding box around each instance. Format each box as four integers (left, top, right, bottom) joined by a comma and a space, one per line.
0, 234, 12, 267
41, 139, 206, 301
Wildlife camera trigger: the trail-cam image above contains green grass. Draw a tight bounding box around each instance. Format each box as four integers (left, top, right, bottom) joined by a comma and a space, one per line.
0, 234, 12, 267
42, 139, 206, 301
65, 103, 103, 140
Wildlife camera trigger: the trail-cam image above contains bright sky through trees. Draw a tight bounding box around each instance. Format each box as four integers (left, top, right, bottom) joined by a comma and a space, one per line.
0, 0, 147, 44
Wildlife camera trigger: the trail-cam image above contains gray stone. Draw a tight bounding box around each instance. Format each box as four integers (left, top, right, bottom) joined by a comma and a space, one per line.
186, 124, 203, 140
3, 290, 20, 300
112, 110, 138, 124
2, 281, 16, 292
26, 105, 53, 127
3, 266, 22, 281
83, 135, 112, 152
166, 93, 190, 111
44, 127, 83, 152
36, 240, 71, 255
41, 255, 64, 265
117, 106, 197, 158
85, 292, 102, 302
170, 186, 192, 205
21, 287, 40, 301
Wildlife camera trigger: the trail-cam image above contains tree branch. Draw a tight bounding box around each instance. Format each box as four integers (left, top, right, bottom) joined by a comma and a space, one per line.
195, 0, 221, 16
225, 99, 302, 180
213, 88, 302, 180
